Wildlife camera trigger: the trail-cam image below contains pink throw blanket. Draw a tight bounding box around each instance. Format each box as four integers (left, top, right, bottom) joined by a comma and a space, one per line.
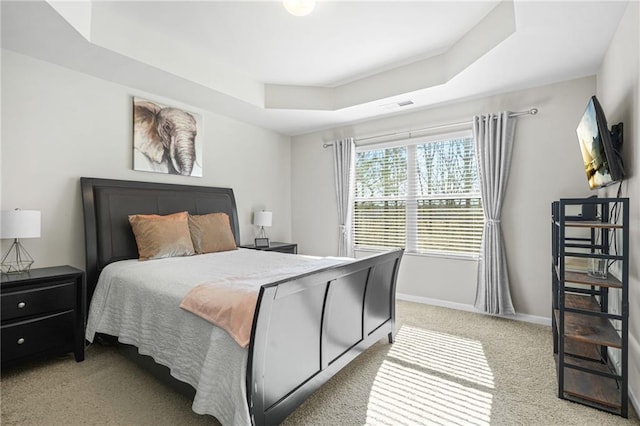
180, 278, 259, 348
180, 257, 348, 348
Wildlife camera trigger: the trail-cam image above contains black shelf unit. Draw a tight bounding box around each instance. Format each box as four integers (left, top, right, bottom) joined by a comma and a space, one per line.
551, 197, 629, 417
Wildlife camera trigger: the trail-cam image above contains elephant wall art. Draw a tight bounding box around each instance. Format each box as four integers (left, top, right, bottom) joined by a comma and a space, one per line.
133, 97, 203, 177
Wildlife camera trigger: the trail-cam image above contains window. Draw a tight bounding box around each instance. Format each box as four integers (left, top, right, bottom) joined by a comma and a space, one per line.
353, 131, 484, 257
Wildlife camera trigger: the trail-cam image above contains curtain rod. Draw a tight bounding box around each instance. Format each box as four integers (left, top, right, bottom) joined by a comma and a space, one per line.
322, 108, 538, 148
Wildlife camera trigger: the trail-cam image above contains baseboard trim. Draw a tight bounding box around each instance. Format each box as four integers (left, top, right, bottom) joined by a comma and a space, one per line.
630, 387, 640, 418
396, 293, 552, 326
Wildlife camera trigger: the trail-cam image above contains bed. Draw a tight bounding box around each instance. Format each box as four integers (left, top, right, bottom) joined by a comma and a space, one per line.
80, 177, 403, 425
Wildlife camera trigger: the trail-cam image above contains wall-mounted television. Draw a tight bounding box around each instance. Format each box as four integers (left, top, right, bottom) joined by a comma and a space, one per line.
576, 95, 624, 190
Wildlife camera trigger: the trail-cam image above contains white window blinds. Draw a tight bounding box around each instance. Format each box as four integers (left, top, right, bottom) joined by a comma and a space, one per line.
354, 132, 484, 256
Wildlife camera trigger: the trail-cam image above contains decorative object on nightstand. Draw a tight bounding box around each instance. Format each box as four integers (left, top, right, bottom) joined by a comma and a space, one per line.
1, 209, 41, 274
1, 265, 86, 367
253, 210, 272, 248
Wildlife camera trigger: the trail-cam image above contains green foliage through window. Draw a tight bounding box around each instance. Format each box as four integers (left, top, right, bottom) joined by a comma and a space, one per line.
354, 135, 484, 256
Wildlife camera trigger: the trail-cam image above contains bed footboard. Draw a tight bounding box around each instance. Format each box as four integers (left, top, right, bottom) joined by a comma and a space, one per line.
246, 249, 403, 426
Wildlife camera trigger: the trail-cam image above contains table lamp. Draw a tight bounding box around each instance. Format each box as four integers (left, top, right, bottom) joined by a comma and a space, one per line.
253, 210, 272, 248
1, 209, 41, 273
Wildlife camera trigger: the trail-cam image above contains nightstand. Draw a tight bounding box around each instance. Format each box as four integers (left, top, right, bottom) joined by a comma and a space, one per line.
1, 266, 85, 367
240, 241, 298, 254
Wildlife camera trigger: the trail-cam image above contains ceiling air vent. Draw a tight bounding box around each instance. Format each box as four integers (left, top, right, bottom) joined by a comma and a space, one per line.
397, 100, 414, 107
380, 100, 415, 110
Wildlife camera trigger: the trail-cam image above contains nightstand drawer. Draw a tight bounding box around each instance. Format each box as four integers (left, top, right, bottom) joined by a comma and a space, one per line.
1, 281, 76, 322
268, 246, 297, 254
1, 311, 75, 363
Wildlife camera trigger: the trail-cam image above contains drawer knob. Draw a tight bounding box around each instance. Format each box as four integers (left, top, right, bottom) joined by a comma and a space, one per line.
17, 302, 26, 309
17, 338, 25, 345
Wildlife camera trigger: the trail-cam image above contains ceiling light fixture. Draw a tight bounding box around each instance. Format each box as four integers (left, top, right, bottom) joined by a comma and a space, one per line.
283, 0, 316, 17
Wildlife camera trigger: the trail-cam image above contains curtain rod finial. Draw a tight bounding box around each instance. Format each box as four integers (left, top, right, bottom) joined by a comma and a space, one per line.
530, 108, 538, 115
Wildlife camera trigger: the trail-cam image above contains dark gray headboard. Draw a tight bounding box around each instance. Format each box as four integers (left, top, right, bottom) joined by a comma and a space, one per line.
80, 177, 240, 302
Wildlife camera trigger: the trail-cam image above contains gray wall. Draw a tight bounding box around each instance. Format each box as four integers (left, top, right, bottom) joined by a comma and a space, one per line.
1, 49, 293, 271
596, 0, 639, 411
291, 76, 597, 322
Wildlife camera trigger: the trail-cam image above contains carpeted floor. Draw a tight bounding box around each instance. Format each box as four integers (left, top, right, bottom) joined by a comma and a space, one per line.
1, 301, 638, 425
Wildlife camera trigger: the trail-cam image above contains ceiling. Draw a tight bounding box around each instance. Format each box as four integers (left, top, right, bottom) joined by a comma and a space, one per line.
1, 1, 628, 136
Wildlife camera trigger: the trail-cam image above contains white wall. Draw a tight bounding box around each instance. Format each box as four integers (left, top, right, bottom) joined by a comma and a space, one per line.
596, 1, 640, 411
0, 49, 292, 271
292, 76, 597, 320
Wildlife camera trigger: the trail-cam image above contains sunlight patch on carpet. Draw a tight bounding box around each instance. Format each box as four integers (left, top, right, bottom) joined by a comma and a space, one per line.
387, 326, 495, 389
366, 360, 492, 425
366, 325, 495, 425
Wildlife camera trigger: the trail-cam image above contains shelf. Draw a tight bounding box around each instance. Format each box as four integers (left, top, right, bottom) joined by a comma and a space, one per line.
562, 221, 623, 229
553, 259, 622, 289
564, 271, 622, 289
565, 293, 600, 312
554, 308, 621, 348
555, 355, 622, 411
553, 265, 622, 289
552, 197, 628, 418
563, 252, 623, 261
563, 339, 600, 361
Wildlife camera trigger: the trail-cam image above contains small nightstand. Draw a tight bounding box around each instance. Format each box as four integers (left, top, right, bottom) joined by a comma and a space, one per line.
1, 266, 85, 367
240, 241, 298, 254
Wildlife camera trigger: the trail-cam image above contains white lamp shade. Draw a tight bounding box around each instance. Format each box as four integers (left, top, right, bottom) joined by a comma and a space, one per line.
283, 0, 316, 16
1, 210, 41, 239
254, 211, 273, 227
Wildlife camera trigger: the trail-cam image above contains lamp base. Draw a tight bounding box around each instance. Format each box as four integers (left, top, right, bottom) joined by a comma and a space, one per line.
257, 226, 268, 239
1, 239, 34, 274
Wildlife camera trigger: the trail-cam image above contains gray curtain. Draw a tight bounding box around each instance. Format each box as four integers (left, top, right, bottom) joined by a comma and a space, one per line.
473, 112, 516, 315
332, 138, 355, 257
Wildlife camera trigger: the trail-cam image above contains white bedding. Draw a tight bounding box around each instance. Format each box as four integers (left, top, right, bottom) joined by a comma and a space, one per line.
85, 248, 347, 426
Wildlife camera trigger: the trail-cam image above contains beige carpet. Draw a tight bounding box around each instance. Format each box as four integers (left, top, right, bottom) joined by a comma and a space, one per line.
1, 301, 638, 425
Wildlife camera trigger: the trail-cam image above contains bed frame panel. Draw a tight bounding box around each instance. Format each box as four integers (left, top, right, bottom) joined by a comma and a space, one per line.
80, 177, 403, 426
248, 250, 402, 425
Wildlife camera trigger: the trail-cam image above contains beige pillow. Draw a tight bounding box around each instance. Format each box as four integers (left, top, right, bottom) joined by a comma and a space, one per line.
188, 213, 237, 254
128, 211, 195, 260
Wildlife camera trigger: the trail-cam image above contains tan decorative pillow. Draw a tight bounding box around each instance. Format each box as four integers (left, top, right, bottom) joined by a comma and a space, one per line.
128, 211, 195, 260
188, 213, 237, 254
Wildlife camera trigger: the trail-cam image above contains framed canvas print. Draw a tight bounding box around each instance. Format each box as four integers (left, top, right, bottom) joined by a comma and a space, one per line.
133, 97, 203, 177
254, 238, 270, 248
